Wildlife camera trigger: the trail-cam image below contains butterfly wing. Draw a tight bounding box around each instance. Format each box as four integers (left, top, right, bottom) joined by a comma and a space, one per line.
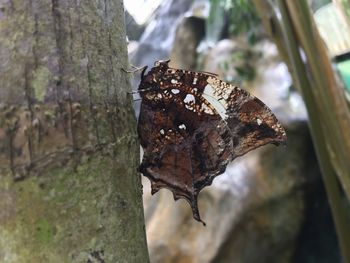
163, 67, 287, 156
137, 61, 287, 224
138, 80, 233, 224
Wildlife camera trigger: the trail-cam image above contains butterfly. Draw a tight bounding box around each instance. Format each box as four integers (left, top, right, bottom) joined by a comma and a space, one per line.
137, 59, 287, 225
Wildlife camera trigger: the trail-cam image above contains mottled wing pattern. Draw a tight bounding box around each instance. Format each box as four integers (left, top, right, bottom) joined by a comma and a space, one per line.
198, 74, 287, 156
137, 60, 287, 224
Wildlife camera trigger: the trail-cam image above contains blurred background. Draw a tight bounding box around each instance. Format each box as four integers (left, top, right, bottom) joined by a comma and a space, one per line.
124, 0, 350, 262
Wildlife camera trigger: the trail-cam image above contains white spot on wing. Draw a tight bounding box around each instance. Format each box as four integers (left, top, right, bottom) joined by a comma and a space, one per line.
171, 89, 180, 94
178, 124, 186, 130
184, 94, 195, 103
160, 129, 165, 135
257, 118, 262, 125
201, 103, 214, 115
171, 79, 178, 84
185, 104, 193, 110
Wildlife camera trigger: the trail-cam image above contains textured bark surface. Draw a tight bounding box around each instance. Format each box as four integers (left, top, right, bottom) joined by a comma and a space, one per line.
0, 0, 149, 262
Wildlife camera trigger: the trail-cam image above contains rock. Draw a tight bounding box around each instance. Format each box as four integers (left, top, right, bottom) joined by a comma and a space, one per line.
129, 0, 194, 69
170, 16, 205, 69
142, 39, 339, 262
144, 121, 316, 263
201, 38, 257, 84
210, 122, 312, 263
202, 39, 308, 122
125, 10, 145, 41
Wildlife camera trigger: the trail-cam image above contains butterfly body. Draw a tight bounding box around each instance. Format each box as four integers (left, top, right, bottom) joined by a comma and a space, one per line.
137, 60, 286, 224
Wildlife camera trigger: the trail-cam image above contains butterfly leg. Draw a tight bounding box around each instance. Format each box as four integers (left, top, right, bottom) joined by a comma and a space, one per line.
121, 64, 147, 74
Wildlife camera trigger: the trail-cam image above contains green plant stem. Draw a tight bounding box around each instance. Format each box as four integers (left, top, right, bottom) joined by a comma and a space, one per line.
274, 1, 350, 261
286, 0, 350, 201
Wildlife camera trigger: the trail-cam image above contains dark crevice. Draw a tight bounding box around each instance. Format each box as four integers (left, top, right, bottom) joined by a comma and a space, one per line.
105, 101, 117, 143
33, 14, 39, 69
86, 57, 101, 145
75, 1, 101, 145
8, 126, 16, 176
8, 0, 14, 12
24, 63, 34, 164
51, 0, 64, 105
52, 0, 78, 155
67, 10, 74, 62
104, 0, 118, 143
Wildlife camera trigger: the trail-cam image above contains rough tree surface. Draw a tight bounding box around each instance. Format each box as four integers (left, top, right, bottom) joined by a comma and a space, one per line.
0, 0, 149, 262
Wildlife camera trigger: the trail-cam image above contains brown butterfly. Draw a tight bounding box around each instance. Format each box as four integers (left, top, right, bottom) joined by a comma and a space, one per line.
137, 59, 287, 225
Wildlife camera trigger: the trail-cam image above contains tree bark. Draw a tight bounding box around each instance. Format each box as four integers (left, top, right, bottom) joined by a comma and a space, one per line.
0, 0, 149, 262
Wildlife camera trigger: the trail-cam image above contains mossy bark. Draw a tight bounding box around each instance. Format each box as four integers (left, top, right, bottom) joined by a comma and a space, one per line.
0, 0, 149, 262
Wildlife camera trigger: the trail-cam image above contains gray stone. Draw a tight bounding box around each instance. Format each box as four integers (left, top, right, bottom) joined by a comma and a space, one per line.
142, 39, 338, 263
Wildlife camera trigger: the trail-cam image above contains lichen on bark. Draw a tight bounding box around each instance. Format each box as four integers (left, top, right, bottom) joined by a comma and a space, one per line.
0, 0, 149, 262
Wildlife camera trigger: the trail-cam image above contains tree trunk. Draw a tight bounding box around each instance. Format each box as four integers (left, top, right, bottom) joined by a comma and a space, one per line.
0, 0, 149, 262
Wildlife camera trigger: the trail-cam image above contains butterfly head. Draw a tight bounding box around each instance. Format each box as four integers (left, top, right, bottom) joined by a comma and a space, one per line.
140, 59, 170, 85
139, 59, 172, 96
